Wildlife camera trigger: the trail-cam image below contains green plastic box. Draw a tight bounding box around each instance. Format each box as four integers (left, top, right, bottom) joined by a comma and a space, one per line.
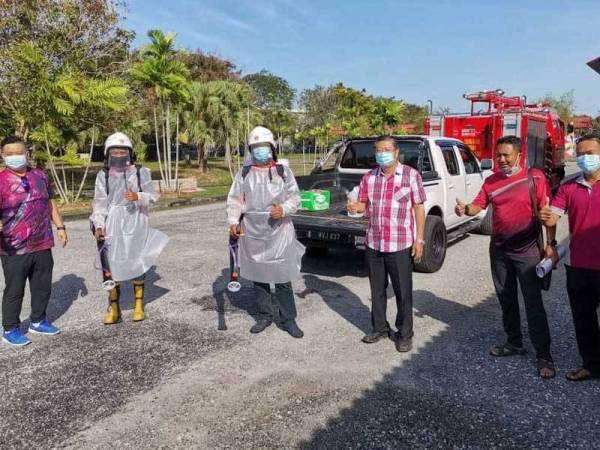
300, 190, 331, 211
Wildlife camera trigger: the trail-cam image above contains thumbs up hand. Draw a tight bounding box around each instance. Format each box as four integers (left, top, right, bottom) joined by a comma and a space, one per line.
539, 196, 553, 223
455, 198, 466, 217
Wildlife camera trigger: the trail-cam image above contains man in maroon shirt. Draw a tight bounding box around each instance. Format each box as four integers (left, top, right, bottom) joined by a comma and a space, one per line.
456, 136, 556, 379
540, 133, 600, 382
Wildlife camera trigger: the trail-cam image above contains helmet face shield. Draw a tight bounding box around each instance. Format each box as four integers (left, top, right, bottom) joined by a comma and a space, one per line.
107, 147, 131, 170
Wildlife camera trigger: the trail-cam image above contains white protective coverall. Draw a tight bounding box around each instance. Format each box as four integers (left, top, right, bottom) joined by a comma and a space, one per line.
226, 163, 305, 284
90, 166, 169, 282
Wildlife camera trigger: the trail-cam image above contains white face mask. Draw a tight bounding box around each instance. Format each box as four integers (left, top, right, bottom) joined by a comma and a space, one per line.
4, 154, 28, 171
500, 156, 521, 177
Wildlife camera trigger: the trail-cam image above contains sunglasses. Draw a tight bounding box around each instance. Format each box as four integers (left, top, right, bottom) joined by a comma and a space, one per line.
20, 176, 30, 193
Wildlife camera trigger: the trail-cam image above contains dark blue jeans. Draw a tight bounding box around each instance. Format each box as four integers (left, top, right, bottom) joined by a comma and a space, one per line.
254, 282, 297, 324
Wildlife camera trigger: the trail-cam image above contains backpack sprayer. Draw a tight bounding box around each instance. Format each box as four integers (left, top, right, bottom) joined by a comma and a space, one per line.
91, 223, 116, 291
227, 214, 244, 292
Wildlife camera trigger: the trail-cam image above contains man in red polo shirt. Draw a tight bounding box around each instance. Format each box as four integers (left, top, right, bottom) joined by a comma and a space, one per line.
540, 133, 600, 382
456, 136, 556, 379
348, 135, 426, 353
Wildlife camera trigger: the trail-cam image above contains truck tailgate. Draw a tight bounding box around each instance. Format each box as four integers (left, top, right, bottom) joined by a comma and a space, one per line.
291, 203, 368, 236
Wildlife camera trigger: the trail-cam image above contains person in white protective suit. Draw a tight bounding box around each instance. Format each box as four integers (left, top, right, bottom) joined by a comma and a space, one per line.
90, 132, 169, 324
227, 126, 306, 338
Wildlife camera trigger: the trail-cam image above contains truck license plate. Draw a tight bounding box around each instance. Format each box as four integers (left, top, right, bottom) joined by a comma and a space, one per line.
308, 231, 341, 242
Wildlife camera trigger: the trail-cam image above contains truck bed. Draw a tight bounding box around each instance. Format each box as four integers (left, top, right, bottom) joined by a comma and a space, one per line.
291, 197, 368, 248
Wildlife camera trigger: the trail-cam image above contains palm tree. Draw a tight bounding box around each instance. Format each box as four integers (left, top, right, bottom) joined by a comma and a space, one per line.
183, 82, 218, 172
183, 80, 252, 179
130, 29, 189, 190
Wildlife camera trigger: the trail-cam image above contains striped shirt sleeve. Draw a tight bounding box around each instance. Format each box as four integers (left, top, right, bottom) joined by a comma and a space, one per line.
410, 169, 426, 204
358, 173, 370, 204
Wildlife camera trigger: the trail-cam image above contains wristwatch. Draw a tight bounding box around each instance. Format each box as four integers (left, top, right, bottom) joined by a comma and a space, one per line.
547, 239, 557, 247
56, 226, 66, 231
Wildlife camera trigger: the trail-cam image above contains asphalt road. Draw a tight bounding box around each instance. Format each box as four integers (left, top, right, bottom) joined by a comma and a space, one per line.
1, 164, 599, 449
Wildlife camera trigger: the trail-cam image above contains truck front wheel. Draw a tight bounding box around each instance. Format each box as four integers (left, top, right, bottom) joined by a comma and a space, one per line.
414, 215, 447, 273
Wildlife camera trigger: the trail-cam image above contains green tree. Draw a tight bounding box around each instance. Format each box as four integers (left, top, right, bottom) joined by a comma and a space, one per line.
593, 115, 600, 134
0, 0, 132, 203
537, 90, 575, 123
243, 70, 295, 147
182, 82, 216, 173
299, 85, 337, 129
0, 0, 133, 139
178, 50, 240, 82
183, 81, 252, 178
130, 29, 190, 190
402, 103, 429, 133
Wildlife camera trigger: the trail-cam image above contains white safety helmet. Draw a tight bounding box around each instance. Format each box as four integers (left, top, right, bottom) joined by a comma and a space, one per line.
248, 126, 276, 149
104, 132, 133, 155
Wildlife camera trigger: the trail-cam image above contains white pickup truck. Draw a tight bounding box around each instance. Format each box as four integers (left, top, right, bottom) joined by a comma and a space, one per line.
292, 135, 492, 272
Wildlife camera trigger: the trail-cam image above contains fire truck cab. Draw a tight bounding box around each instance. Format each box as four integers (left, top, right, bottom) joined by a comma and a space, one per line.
425, 89, 566, 191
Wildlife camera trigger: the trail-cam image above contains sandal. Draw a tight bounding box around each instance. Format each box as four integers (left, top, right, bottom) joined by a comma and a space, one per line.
537, 358, 556, 379
566, 368, 594, 382
489, 343, 527, 357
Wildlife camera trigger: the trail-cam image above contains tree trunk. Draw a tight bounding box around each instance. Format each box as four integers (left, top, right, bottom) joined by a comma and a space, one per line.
161, 113, 167, 189
225, 137, 234, 181
154, 106, 166, 185
302, 139, 306, 175
166, 103, 172, 189
174, 113, 180, 192
59, 147, 69, 202
43, 138, 68, 203
200, 144, 208, 173
75, 131, 95, 202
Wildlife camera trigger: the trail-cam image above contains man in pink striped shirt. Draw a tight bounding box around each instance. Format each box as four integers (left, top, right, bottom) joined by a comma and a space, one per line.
348, 136, 426, 352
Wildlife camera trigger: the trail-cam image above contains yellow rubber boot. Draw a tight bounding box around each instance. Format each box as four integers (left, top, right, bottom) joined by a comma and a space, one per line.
103, 285, 121, 325
132, 281, 145, 322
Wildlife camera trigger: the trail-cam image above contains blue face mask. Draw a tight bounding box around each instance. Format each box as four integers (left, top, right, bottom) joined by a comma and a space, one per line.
577, 154, 600, 175
4, 154, 27, 170
375, 151, 396, 168
252, 146, 272, 163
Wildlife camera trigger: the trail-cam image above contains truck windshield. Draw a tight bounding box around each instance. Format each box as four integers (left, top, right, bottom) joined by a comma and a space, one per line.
340, 139, 425, 171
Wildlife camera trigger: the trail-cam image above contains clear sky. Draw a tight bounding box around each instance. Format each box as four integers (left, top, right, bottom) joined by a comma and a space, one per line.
124, 0, 600, 115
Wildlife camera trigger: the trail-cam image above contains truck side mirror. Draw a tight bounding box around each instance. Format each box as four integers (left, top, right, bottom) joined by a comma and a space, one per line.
480, 159, 493, 170
422, 170, 439, 181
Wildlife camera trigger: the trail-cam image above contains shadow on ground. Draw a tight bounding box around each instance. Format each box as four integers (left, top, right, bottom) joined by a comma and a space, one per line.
301, 247, 367, 278
116, 267, 170, 310
47, 274, 89, 322
299, 256, 600, 449
298, 274, 371, 334
189, 268, 260, 331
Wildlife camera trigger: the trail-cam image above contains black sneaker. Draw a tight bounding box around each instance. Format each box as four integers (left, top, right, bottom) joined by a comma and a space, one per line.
250, 319, 272, 334
361, 330, 391, 344
282, 321, 304, 338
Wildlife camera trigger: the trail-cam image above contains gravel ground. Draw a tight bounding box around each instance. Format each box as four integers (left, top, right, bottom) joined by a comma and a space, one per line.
1, 164, 599, 449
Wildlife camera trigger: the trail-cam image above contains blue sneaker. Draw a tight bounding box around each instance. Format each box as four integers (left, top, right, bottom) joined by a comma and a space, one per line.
28, 319, 61, 336
3, 327, 32, 347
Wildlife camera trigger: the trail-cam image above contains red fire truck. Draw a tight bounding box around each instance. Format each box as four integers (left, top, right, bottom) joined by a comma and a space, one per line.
424, 89, 566, 191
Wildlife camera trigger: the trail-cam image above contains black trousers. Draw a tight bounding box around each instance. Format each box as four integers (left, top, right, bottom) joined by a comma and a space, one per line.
366, 246, 413, 339
254, 282, 297, 324
1, 249, 54, 331
490, 246, 551, 359
566, 265, 600, 375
